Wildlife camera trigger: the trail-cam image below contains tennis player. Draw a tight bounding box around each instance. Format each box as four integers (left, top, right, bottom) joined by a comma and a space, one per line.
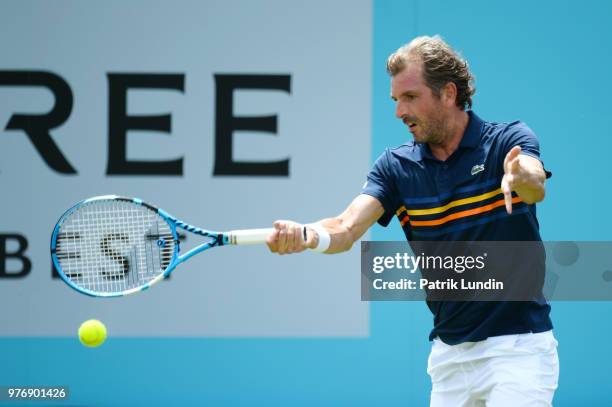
266, 35, 559, 406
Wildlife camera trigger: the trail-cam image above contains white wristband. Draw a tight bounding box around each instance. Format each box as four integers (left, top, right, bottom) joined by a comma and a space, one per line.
307, 223, 331, 253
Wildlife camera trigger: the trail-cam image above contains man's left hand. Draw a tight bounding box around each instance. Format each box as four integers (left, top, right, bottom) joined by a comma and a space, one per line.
501, 146, 546, 214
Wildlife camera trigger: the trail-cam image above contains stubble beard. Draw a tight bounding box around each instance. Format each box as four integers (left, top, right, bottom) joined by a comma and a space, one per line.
413, 110, 449, 146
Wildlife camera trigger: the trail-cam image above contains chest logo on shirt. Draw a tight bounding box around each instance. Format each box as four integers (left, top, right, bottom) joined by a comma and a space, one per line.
471, 164, 485, 175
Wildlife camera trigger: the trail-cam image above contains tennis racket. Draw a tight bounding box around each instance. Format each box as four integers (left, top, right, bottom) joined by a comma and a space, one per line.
51, 195, 282, 297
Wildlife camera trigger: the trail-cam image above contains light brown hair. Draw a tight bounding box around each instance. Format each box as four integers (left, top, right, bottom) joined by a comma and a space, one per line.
387, 35, 476, 110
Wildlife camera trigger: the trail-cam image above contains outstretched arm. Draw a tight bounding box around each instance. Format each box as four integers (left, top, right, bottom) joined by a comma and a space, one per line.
266, 194, 385, 254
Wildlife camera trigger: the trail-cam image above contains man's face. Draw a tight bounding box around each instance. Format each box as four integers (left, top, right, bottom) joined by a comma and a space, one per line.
390, 60, 448, 144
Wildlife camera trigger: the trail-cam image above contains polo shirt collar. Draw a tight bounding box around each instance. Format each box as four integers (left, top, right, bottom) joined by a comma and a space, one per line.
460, 110, 484, 149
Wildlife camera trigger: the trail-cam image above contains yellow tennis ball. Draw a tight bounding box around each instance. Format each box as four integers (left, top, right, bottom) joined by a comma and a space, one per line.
78, 319, 107, 348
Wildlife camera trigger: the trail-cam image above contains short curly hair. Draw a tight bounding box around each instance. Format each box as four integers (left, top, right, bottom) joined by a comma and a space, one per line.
387, 35, 476, 110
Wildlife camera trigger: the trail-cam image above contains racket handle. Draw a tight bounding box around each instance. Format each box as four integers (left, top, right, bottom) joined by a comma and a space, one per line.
228, 228, 275, 245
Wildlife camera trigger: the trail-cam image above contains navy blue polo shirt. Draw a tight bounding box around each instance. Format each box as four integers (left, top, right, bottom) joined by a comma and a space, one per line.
362, 111, 553, 345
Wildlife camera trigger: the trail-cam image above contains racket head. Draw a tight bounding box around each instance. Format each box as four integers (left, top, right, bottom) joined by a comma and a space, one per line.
51, 195, 179, 297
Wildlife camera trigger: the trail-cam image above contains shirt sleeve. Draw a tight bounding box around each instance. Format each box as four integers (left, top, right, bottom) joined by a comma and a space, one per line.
501, 122, 552, 179
361, 149, 400, 227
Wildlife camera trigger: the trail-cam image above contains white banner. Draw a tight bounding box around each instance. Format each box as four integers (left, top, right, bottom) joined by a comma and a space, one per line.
0, 0, 371, 336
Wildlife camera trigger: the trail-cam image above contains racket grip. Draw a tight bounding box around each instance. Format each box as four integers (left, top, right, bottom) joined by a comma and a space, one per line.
228, 228, 275, 245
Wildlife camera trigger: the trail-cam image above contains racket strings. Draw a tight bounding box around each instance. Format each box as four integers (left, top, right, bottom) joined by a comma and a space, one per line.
55, 200, 175, 294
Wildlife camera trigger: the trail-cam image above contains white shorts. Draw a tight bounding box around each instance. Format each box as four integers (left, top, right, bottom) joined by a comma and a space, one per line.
427, 331, 559, 407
